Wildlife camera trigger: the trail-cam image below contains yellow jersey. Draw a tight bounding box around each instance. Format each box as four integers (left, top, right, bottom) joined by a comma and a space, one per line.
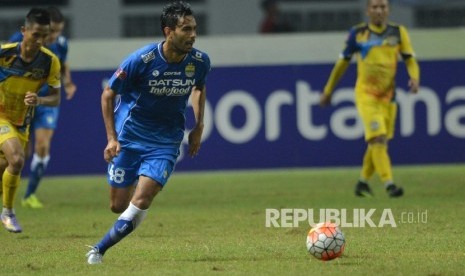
0, 42, 61, 127
341, 22, 417, 102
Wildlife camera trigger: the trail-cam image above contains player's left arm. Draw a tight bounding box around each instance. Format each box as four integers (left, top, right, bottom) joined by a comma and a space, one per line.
188, 84, 206, 157
399, 26, 420, 94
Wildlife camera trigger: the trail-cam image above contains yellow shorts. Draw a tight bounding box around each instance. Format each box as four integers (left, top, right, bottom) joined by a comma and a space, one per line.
0, 119, 29, 156
356, 98, 397, 142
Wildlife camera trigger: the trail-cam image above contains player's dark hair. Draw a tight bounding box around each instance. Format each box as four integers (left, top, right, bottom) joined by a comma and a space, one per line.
161, 1, 193, 34
47, 6, 65, 23
25, 8, 51, 27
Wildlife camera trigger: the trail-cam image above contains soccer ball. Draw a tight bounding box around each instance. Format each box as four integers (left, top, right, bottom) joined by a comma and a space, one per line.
306, 222, 345, 261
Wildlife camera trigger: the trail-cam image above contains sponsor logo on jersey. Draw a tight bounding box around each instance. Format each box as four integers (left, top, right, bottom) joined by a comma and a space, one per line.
164, 71, 181, 76
185, 63, 195, 77
149, 79, 195, 86
141, 51, 155, 63
148, 78, 196, 96
25, 68, 46, 80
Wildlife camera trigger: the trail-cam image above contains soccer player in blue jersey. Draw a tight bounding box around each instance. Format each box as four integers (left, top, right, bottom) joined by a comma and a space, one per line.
9, 6, 77, 208
0, 8, 61, 232
86, 1, 210, 264
320, 0, 420, 197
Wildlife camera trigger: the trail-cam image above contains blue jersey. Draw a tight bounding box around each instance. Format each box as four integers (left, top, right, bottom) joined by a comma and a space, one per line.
9, 32, 68, 97
108, 42, 211, 148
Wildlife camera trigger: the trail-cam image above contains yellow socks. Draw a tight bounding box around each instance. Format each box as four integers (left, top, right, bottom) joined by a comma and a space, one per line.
360, 146, 374, 181
2, 170, 20, 209
370, 143, 393, 184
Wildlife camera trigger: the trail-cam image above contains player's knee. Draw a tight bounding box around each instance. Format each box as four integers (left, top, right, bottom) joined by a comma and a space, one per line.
0, 158, 8, 172
131, 194, 158, 210
131, 199, 149, 210
8, 154, 25, 174
110, 202, 129, 214
35, 143, 50, 157
110, 205, 124, 214
133, 189, 162, 210
368, 135, 387, 145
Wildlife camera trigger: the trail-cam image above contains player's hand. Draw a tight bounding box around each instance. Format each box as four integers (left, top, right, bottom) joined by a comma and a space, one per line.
24, 91, 40, 106
319, 93, 332, 107
64, 82, 77, 100
104, 139, 120, 163
188, 124, 204, 157
408, 79, 419, 94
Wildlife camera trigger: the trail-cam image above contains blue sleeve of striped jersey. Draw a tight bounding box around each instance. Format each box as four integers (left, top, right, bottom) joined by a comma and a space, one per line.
341, 28, 358, 59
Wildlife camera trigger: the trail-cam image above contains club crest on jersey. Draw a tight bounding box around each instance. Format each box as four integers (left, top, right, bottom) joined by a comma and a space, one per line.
185, 63, 195, 77
115, 68, 127, 80
25, 68, 46, 80
141, 51, 155, 63
385, 36, 399, 46
152, 70, 160, 77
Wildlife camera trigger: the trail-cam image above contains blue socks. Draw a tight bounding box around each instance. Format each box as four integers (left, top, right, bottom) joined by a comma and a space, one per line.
25, 154, 50, 198
96, 219, 134, 255
95, 202, 148, 255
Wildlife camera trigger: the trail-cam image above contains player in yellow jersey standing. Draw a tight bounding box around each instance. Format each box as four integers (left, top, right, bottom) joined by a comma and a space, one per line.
0, 8, 61, 232
320, 0, 420, 197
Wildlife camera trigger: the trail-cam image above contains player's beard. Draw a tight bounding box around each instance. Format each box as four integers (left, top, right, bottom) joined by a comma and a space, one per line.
372, 16, 386, 26
171, 35, 194, 54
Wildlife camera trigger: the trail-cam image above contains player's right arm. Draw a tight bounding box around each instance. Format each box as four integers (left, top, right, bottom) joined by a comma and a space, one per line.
24, 86, 60, 107
30, 52, 62, 107
320, 59, 350, 106
101, 86, 119, 163
320, 26, 358, 107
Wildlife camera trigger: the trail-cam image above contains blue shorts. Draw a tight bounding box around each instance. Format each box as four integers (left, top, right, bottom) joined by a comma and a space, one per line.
107, 143, 179, 188
31, 105, 60, 130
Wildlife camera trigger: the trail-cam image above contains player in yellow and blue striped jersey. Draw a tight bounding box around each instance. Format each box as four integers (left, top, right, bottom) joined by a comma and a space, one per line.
320, 0, 420, 198
9, 6, 77, 209
0, 8, 61, 232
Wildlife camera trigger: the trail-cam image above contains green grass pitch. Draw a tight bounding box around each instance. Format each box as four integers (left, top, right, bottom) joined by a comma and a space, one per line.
1, 164, 464, 275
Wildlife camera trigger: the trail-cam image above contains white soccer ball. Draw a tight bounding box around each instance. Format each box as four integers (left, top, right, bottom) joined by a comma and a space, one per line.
306, 222, 345, 261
